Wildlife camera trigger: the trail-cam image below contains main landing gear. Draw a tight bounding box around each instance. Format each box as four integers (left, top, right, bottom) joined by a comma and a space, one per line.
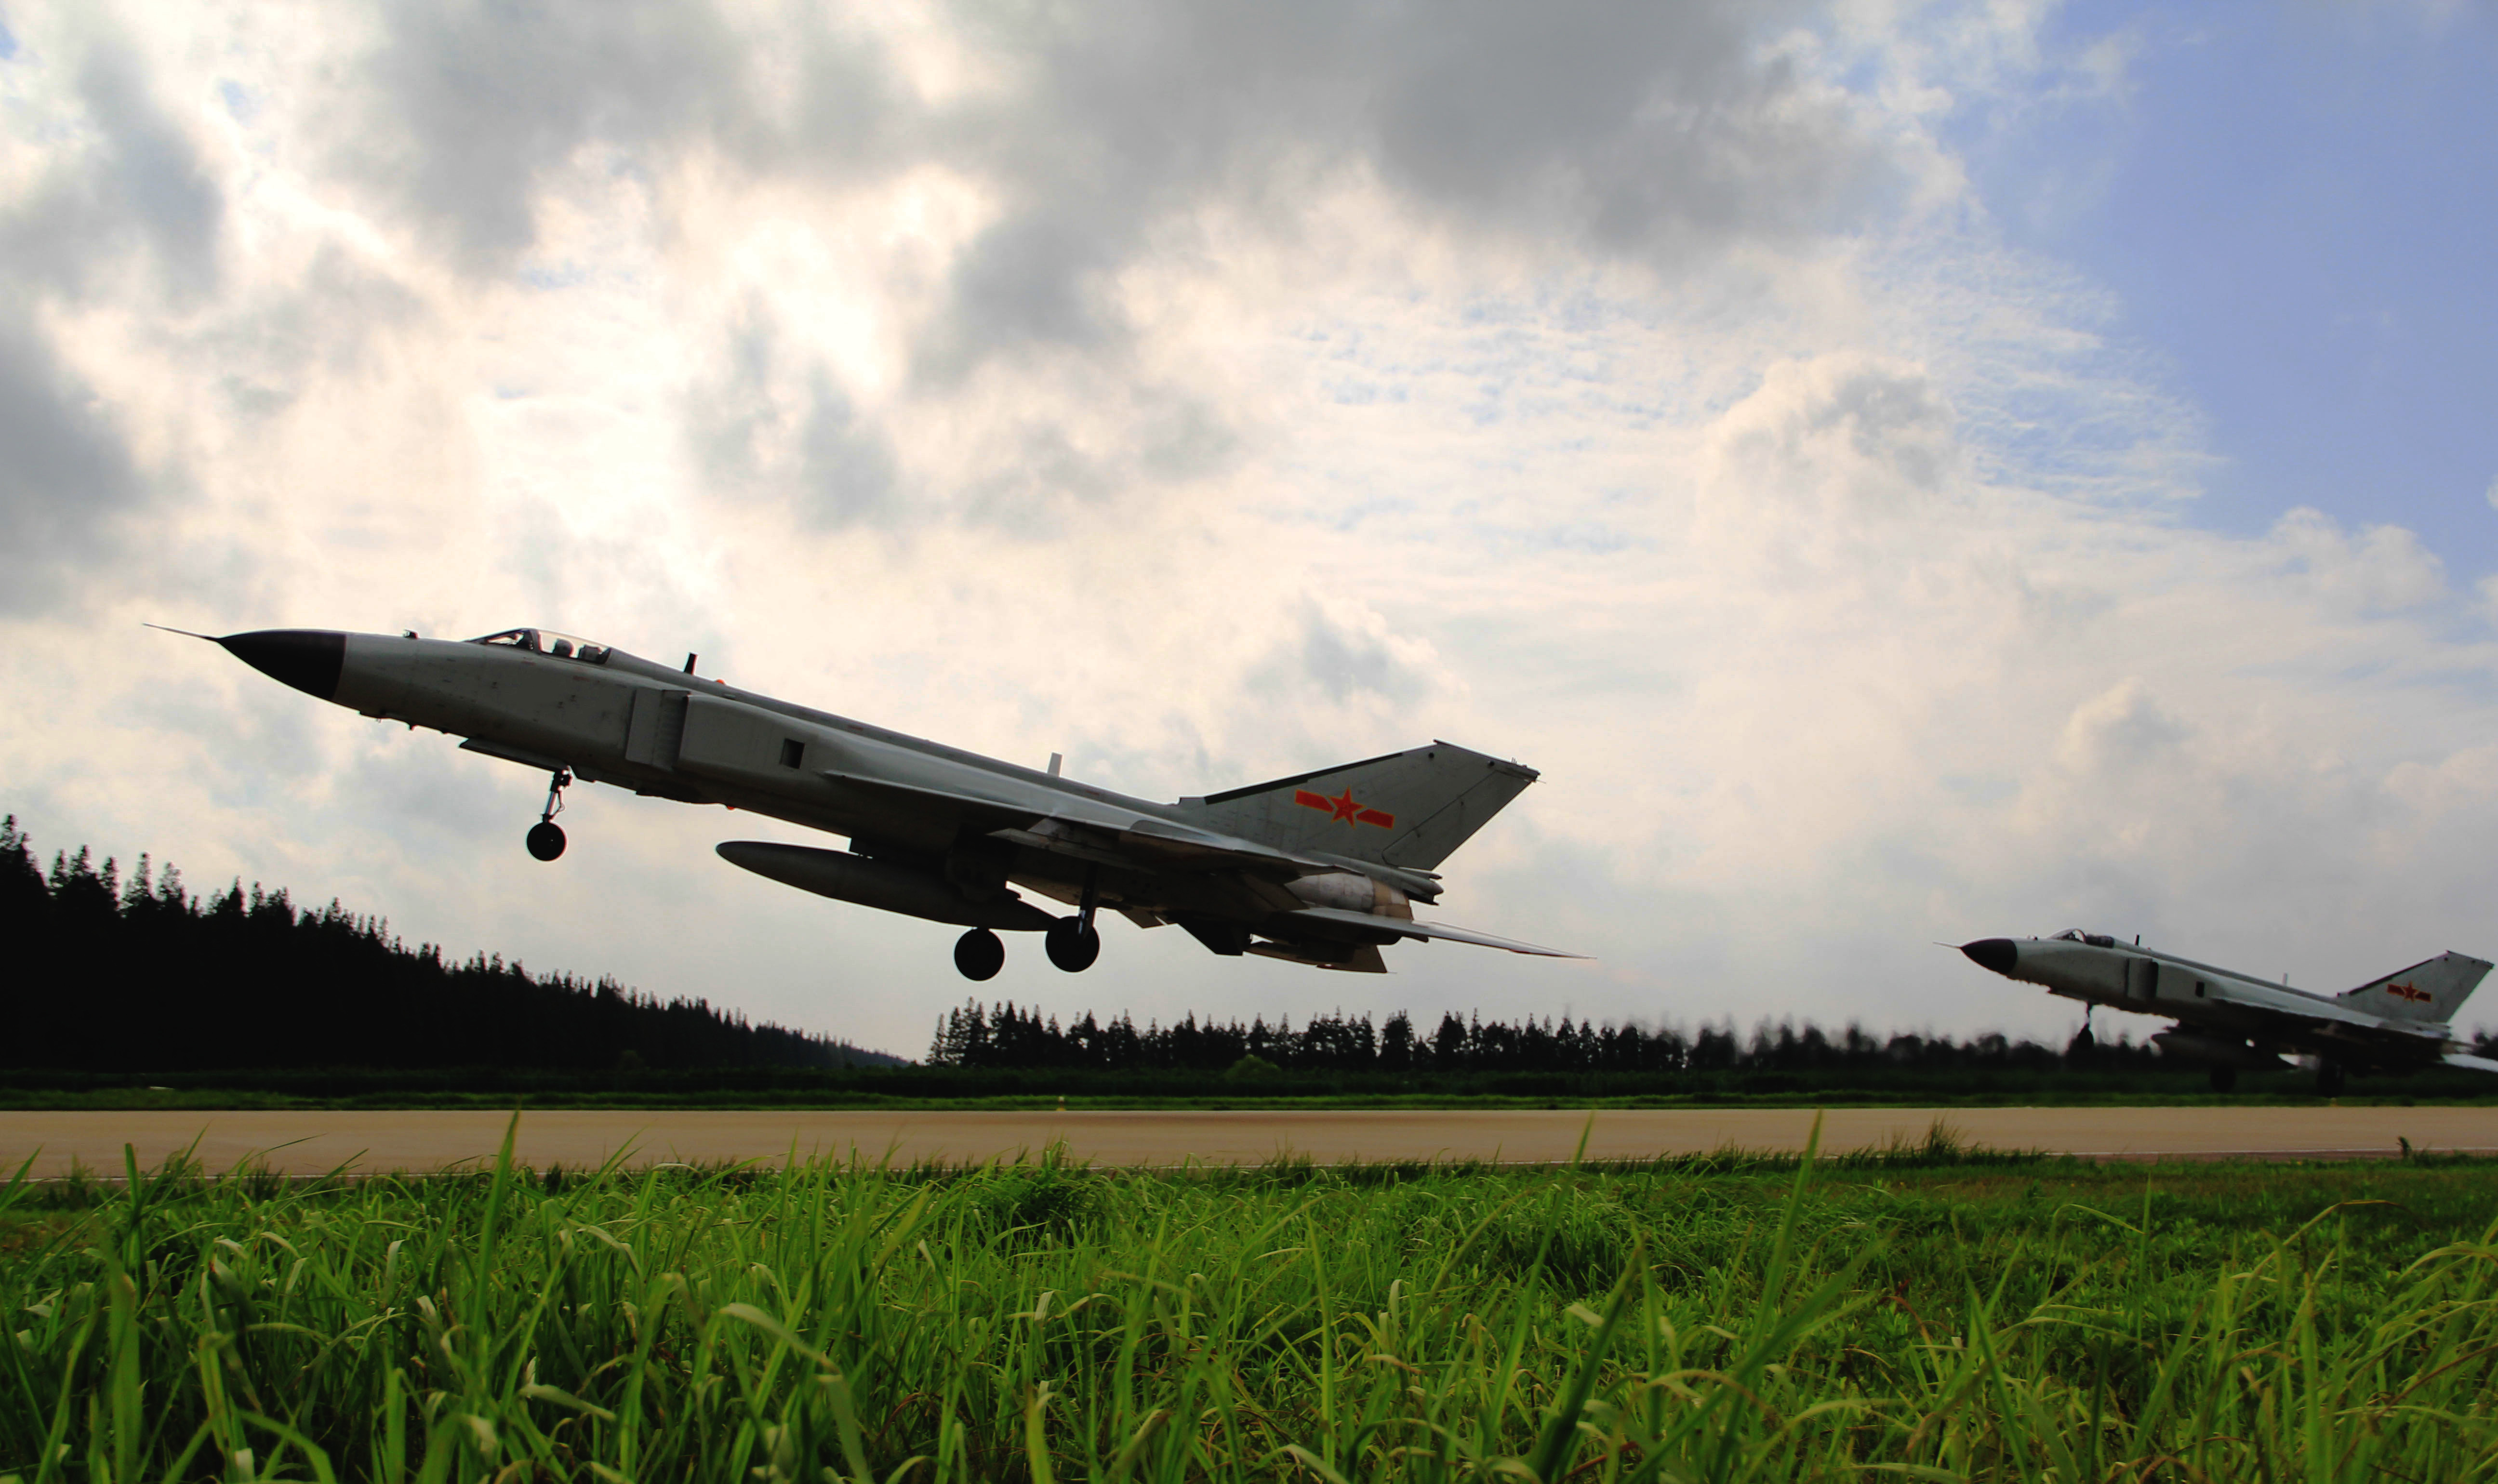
948, 870, 1104, 982
954, 928, 1005, 981
2315, 1060, 2348, 1098
525, 768, 571, 862
1045, 868, 1102, 973
2208, 1065, 2237, 1094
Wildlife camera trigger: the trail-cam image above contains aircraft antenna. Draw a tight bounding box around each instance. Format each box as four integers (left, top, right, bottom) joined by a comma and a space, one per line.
684, 652, 698, 674
1048, 752, 1063, 777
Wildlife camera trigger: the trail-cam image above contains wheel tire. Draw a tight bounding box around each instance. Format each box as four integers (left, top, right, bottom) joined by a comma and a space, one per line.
954, 928, 1005, 982
2067, 1026, 2095, 1060
2316, 1061, 2347, 1098
2208, 1065, 2237, 1094
526, 822, 567, 861
1044, 918, 1101, 973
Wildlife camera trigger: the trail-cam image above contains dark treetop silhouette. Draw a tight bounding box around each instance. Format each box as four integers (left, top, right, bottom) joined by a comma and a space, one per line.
0, 817, 898, 1072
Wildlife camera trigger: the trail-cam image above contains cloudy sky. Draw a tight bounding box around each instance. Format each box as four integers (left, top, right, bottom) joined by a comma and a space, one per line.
4, 0, 2494, 1059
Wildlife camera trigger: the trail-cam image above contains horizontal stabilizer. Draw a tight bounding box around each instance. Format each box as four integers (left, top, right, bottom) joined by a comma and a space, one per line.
1281, 906, 1584, 958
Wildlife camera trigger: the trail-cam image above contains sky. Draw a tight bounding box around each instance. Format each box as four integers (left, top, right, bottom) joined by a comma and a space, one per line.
3, 0, 2495, 1061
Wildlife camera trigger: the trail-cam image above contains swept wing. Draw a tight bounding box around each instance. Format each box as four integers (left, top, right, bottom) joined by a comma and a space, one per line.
1281, 905, 1584, 958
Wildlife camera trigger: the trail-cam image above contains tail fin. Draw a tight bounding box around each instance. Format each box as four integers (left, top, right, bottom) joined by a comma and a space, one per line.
2339, 952, 2494, 1023
1178, 741, 1537, 871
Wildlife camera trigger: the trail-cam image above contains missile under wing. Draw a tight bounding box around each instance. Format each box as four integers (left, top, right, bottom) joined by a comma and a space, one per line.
199, 624, 1581, 981
1958, 928, 2495, 1095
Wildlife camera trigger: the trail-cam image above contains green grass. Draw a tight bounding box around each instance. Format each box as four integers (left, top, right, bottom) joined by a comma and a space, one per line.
9, 1125, 2498, 1481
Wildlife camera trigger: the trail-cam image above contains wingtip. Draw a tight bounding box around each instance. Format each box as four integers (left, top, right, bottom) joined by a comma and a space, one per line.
1503, 941, 1591, 959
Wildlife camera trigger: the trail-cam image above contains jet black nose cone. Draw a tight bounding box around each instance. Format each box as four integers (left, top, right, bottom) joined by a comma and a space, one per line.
1960, 938, 2018, 975
219, 629, 345, 702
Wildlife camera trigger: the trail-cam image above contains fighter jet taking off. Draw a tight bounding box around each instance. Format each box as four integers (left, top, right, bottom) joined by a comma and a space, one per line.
196, 625, 1579, 980
1958, 930, 2498, 1094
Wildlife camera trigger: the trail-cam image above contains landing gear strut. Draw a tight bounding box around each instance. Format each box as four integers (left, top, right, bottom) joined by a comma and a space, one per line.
526, 768, 571, 862
954, 928, 1005, 981
1045, 867, 1102, 972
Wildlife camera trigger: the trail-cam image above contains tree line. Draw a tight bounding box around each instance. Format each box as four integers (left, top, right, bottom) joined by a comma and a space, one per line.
926, 998, 2152, 1074
0, 817, 901, 1071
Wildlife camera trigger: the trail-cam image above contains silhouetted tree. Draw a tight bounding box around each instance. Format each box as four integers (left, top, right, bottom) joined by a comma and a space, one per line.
0, 820, 896, 1072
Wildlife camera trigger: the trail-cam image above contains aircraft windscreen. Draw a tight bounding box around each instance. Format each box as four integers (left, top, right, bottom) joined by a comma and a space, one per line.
466, 628, 610, 663
2053, 928, 2118, 947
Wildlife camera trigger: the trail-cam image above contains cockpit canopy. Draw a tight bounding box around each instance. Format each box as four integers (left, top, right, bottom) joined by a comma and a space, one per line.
468, 628, 610, 664
2052, 928, 2118, 948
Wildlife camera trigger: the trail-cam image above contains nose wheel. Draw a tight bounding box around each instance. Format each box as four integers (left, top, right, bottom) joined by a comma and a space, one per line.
526, 768, 572, 861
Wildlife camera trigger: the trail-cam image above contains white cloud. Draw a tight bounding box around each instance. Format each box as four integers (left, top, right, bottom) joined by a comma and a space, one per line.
7, 0, 2498, 1061
2269, 507, 2446, 615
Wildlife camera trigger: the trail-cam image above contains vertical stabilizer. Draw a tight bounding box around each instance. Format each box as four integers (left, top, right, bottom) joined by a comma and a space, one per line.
2339, 952, 2494, 1024
1179, 741, 1536, 871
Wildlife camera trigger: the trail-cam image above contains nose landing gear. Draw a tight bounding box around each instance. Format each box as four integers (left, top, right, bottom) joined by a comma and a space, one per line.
526, 768, 572, 861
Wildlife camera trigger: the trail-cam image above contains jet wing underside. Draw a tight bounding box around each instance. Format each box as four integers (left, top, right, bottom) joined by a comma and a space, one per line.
2196, 994, 2454, 1066
1280, 906, 1584, 958
818, 768, 1329, 878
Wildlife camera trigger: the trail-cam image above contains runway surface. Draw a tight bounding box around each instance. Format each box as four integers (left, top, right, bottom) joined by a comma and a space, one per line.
6, 1105, 2497, 1177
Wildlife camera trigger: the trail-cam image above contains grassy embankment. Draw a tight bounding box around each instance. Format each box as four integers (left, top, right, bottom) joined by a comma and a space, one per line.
10, 1063, 2498, 1109
9, 1131, 2498, 1481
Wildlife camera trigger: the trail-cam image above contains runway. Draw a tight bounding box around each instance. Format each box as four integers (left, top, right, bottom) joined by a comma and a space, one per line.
5, 1105, 2497, 1177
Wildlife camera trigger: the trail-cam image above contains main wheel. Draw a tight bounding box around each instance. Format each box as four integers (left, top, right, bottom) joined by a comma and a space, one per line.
2316, 1060, 2347, 1097
1044, 918, 1101, 973
2208, 1065, 2237, 1094
2067, 1025, 2095, 1060
954, 928, 1005, 981
526, 822, 567, 861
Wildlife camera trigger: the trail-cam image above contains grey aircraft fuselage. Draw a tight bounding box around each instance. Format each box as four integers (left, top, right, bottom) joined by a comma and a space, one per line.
208, 625, 1573, 980
1958, 929, 2497, 1093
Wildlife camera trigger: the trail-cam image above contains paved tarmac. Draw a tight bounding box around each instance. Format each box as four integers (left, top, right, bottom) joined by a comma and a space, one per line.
5, 1105, 2497, 1177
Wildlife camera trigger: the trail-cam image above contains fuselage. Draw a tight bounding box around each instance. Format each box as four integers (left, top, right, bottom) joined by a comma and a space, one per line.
224, 626, 1444, 945
339, 630, 1190, 854
1960, 930, 2471, 1073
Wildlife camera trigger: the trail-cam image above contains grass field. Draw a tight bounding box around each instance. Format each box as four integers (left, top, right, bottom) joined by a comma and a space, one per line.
8, 1126, 2498, 1481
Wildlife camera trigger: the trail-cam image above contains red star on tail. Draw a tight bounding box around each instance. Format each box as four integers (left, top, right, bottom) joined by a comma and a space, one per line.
1294, 787, 1395, 829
